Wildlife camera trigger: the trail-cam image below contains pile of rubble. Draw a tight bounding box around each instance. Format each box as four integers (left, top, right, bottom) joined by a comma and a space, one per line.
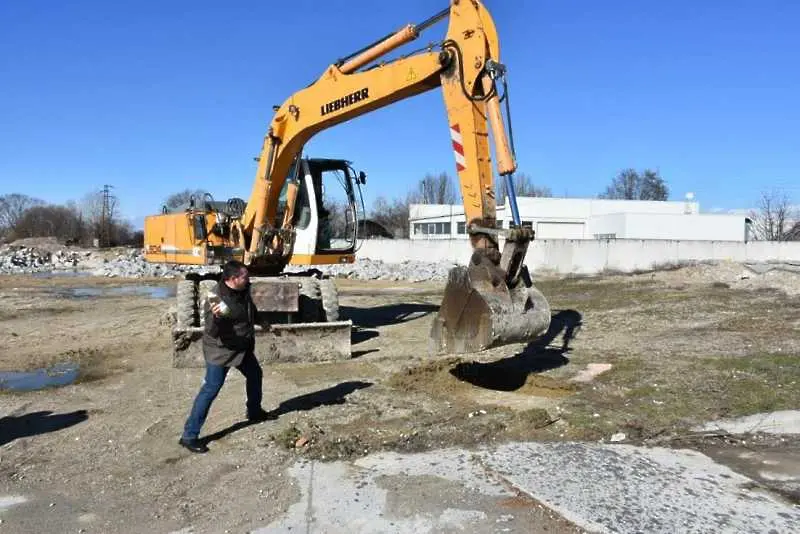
0, 242, 201, 278
0, 241, 458, 282
287, 258, 458, 282
0, 245, 84, 274
630, 260, 800, 296
79, 248, 206, 278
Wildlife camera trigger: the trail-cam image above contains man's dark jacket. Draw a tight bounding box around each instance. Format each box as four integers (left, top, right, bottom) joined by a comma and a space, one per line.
202, 279, 257, 367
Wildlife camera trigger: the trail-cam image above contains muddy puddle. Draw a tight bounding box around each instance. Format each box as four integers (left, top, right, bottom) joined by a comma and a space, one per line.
0, 362, 80, 392
56, 285, 175, 299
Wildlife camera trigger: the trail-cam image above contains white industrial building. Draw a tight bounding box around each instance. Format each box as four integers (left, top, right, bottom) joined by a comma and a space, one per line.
409, 196, 751, 242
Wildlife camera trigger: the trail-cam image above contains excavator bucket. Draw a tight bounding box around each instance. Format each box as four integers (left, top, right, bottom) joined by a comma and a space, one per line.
430, 251, 551, 355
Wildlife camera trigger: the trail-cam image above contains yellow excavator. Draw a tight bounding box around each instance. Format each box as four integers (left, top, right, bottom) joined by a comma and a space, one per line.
144, 0, 551, 364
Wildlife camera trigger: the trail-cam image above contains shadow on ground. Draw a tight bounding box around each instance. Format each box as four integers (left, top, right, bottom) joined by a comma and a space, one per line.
352, 329, 380, 345
202, 381, 373, 444
341, 303, 438, 329
0, 410, 89, 447
450, 309, 583, 392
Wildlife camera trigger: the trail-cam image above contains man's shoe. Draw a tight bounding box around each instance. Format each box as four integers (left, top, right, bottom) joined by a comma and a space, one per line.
247, 408, 276, 423
178, 437, 209, 454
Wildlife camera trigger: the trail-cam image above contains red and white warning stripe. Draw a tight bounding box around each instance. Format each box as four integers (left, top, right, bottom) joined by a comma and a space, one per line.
450, 124, 466, 172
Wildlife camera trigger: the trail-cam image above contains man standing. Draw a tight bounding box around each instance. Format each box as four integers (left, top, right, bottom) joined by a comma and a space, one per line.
179, 260, 272, 453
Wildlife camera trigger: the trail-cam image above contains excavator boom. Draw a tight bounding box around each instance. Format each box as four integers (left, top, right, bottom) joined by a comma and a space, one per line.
145, 0, 551, 358
244, 1, 509, 258
242, 0, 550, 353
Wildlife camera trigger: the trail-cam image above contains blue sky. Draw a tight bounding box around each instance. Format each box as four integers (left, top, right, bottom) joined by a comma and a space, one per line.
1, 0, 798, 228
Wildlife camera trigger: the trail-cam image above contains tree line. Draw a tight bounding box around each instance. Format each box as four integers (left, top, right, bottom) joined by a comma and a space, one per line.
368, 168, 668, 237
749, 190, 799, 241
0, 191, 141, 246
4, 169, 793, 245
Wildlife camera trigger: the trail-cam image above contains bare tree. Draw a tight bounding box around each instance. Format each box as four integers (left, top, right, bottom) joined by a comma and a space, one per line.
640, 169, 669, 201
77, 189, 137, 246
322, 198, 351, 239
370, 195, 410, 238
409, 173, 459, 205
163, 189, 210, 211
80, 190, 117, 240
0, 193, 44, 238
601, 169, 640, 200
496, 172, 552, 203
11, 205, 84, 241
368, 172, 460, 238
600, 169, 669, 201
785, 221, 800, 241
749, 190, 794, 241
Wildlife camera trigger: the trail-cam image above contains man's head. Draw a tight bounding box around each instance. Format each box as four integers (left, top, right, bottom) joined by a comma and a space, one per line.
222, 260, 249, 290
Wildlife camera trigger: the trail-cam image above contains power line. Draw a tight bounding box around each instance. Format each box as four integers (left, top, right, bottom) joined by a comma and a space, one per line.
99, 184, 115, 247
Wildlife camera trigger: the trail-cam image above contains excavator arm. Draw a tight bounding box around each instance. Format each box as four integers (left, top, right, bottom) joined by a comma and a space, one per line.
238, 0, 551, 354
143, 0, 550, 357
244, 1, 514, 264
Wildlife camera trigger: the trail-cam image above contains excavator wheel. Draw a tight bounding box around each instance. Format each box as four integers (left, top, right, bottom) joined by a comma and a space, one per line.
197, 279, 217, 327
176, 280, 197, 329
318, 277, 340, 322
298, 276, 322, 322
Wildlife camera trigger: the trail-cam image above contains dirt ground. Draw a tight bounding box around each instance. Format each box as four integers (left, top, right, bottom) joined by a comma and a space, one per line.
1, 265, 799, 532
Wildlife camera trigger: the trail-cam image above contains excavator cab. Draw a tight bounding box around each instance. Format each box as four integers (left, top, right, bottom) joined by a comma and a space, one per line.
284, 157, 363, 262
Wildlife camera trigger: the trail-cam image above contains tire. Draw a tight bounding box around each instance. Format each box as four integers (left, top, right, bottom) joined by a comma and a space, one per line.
176, 280, 197, 328
298, 276, 322, 323
198, 279, 217, 327
318, 277, 339, 322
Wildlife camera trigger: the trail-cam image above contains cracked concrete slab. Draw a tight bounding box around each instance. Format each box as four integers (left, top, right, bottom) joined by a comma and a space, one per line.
253, 441, 800, 533
694, 410, 800, 435
253, 448, 574, 533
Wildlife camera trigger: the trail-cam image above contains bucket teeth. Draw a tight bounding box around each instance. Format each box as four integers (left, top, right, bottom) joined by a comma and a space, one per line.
430, 259, 551, 355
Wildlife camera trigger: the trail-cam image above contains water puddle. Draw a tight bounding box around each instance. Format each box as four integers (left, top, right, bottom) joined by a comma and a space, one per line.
0, 363, 80, 392
60, 285, 175, 299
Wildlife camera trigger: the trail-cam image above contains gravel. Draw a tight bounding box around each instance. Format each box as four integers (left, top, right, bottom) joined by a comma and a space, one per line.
285, 258, 459, 282
2, 240, 799, 293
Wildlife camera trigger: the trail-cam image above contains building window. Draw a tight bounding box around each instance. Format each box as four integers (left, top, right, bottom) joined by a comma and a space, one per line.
457, 221, 466, 234
414, 222, 452, 236
594, 233, 616, 240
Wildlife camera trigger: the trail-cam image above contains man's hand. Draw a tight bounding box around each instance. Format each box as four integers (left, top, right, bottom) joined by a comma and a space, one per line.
211, 303, 224, 317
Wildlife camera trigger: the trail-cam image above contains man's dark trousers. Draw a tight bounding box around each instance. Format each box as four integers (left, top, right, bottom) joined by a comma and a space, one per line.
182, 351, 263, 440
